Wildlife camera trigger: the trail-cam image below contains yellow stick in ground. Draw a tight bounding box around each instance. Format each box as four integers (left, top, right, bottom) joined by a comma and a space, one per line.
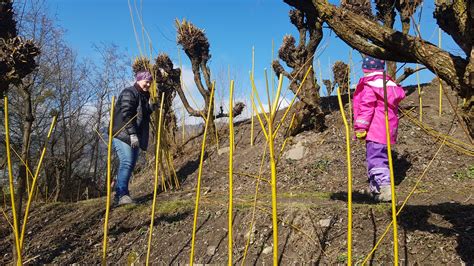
228, 80, 235, 266
190, 82, 216, 265
241, 141, 269, 266
438, 27, 442, 117
4, 97, 22, 265
250, 74, 270, 123
348, 49, 353, 129
265, 69, 272, 115
337, 87, 353, 264
146, 93, 165, 266
362, 137, 446, 264
318, 59, 324, 94
251, 46, 255, 146
182, 107, 186, 143
249, 75, 269, 141
382, 72, 399, 265
276, 113, 297, 164
251, 93, 255, 146
20, 116, 57, 251
102, 96, 115, 265
273, 66, 313, 138
416, 64, 423, 122
438, 77, 443, 117
271, 39, 276, 102
268, 74, 284, 266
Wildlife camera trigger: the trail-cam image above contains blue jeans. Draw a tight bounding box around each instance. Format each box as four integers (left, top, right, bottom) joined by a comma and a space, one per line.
113, 138, 139, 198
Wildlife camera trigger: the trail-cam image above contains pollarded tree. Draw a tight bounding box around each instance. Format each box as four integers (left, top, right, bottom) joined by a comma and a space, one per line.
0, 0, 40, 230
175, 19, 244, 143
0, 0, 39, 96
284, 0, 474, 138
272, 8, 325, 136
322, 61, 349, 96
153, 53, 179, 152
332, 61, 349, 95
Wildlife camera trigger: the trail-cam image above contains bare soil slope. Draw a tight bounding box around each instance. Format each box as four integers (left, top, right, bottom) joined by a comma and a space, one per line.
1, 82, 473, 264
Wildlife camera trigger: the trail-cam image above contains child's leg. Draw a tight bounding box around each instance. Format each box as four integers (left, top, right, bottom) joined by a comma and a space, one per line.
366, 141, 391, 194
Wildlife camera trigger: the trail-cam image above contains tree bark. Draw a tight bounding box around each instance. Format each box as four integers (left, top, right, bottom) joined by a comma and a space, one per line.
287, 0, 470, 98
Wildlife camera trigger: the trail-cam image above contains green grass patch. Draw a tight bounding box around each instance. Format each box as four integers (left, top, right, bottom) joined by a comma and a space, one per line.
452, 165, 474, 181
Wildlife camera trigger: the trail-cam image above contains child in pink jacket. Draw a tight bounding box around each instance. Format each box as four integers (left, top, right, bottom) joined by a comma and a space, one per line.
353, 56, 406, 202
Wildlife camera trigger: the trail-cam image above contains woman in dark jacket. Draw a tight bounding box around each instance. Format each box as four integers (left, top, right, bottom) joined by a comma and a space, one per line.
112, 70, 157, 205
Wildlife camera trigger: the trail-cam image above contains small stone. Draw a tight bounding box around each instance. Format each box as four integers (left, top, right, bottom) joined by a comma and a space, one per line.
207, 246, 217, 256
262, 246, 273, 255
285, 143, 306, 160
218, 147, 230, 155
319, 218, 331, 228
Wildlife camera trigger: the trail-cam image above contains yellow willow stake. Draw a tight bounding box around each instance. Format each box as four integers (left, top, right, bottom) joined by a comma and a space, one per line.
20, 116, 57, 251
416, 64, 423, 122
102, 96, 115, 265
271, 39, 276, 101
241, 140, 269, 266
250, 77, 269, 141
268, 91, 279, 266
250, 76, 270, 123
251, 93, 255, 146
250, 46, 255, 146
190, 82, 216, 265
337, 87, 353, 265
4, 97, 22, 265
438, 27, 442, 117
438, 77, 443, 117
273, 66, 313, 137
265, 69, 272, 115
250, 96, 269, 141
318, 59, 324, 94
276, 113, 297, 164
348, 49, 353, 129
268, 73, 284, 265
271, 74, 283, 120
182, 107, 186, 143
250, 71, 282, 264
146, 93, 165, 265
214, 119, 220, 151
228, 80, 235, 266
383, 72, 399, 265
167, 151, 180, 189
362, 137, 447, 265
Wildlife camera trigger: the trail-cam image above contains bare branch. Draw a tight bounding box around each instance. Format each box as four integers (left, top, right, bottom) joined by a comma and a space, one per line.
395, 66, 426, 84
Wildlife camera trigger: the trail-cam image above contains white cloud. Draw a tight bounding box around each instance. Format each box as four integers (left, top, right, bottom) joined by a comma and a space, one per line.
171, 64, 297, 126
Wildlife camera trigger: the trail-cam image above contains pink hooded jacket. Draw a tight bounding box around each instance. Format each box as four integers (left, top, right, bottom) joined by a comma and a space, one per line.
353, 72, 406, 144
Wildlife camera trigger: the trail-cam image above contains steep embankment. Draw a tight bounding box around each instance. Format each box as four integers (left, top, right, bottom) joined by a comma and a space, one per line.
1, 82, 473, 264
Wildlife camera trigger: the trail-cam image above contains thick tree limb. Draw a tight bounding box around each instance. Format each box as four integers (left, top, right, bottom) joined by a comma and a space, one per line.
434, 0, 472, 56
191, 61, 209, 98
174, 84, 204, 118
214, 102, 246, 119
395, 66, 426, 84
272, 60, 292, 80
284, 0, 470, 97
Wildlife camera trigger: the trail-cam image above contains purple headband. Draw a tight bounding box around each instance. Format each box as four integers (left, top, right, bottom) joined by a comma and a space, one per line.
135, 71, 153, 82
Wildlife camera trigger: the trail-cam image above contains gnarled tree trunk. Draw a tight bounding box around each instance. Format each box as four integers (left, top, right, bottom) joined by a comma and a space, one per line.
273, 8, 325, 136
285, 0, 473, 137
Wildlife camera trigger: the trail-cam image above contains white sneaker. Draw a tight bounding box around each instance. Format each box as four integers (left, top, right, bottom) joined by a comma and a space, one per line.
117, 195, 135, 206
375, 186, 392, 202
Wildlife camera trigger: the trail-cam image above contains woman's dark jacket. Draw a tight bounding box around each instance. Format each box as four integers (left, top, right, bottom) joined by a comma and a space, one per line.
112, 83, 154, 151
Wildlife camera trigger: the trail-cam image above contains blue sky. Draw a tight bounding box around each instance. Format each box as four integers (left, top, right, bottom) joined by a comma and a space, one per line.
43, 0, 456, 122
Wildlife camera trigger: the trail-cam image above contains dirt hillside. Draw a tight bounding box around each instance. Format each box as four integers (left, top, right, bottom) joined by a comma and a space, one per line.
1, 81, 473, 264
